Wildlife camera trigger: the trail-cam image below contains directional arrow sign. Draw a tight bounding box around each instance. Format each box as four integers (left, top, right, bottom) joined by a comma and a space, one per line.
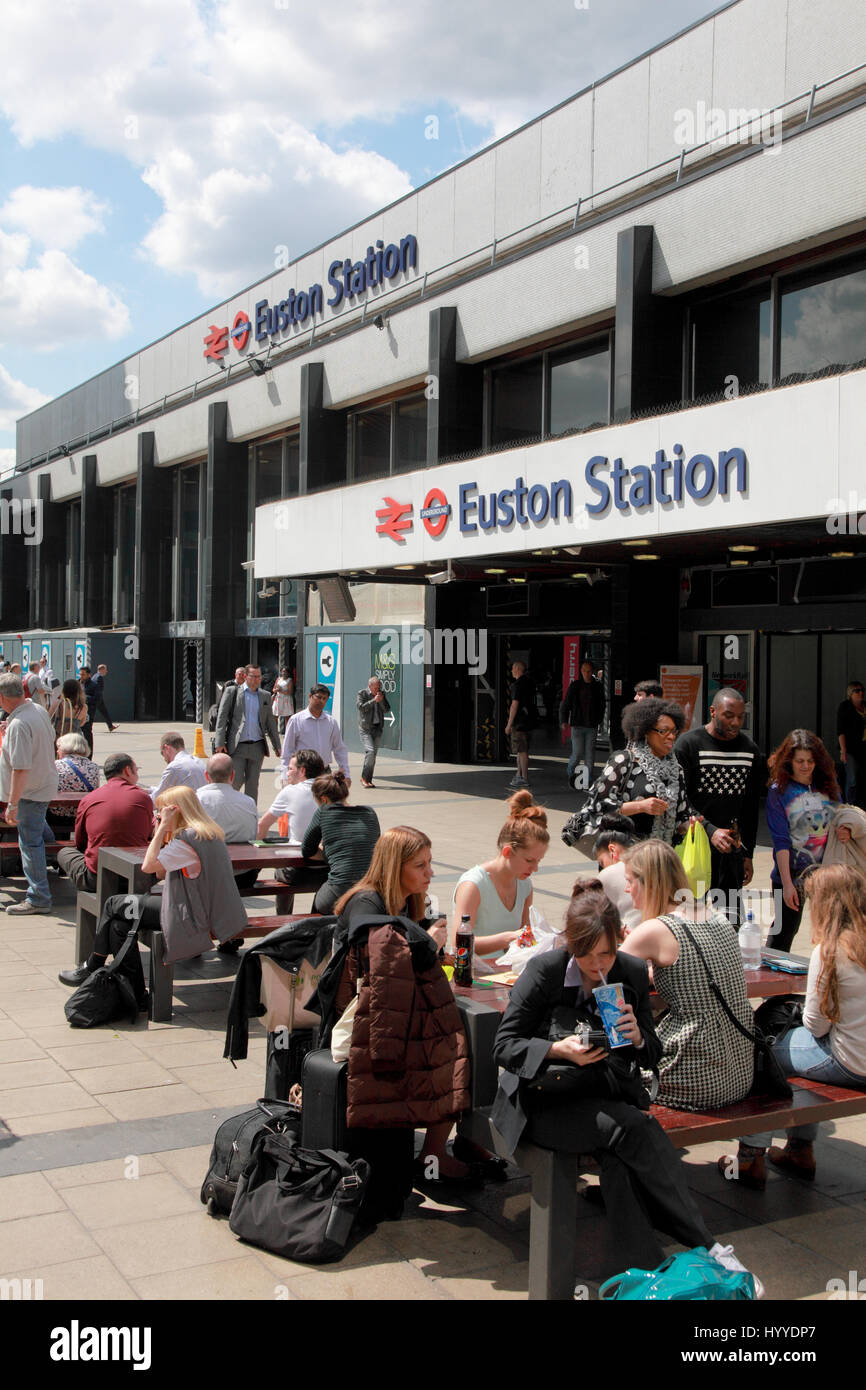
384, 711, 396, 726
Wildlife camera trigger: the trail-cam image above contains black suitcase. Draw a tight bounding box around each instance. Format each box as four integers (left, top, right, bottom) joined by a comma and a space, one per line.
201, 1097, 300, 1216
264, 1027, 316, 1100
300, 1050, 348, 1151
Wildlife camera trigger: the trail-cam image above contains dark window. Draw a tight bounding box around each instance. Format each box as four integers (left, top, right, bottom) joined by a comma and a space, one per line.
354, 404, 391, 481
394, 397, 427, 474
490, 359, 543, 447
66, 501, 81, 626
692, 288, 771, 397
780, 262, 866, 379
178, 465, 200, 621
549, 342, 610, 435
286, 436, 300, 498
711, 567, 778, 607
255, 440, 283, 507
115, 486, 136, 625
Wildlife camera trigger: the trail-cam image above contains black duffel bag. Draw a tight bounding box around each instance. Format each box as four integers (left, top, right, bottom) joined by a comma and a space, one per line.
229, 1129, 369, 1264
201, 1097, 301, 1216
64, 926, 146, 1028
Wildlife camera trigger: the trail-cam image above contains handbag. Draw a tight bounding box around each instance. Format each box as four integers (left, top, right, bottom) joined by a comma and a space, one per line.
330, 994, 359, 1064
201, 1097, 301, 1216
229, 1128, 369, 1264
599, 1246, 756, 1301
531, 993, 653, 1107
678, 922, 793, 1100
64, 926, 145, 1028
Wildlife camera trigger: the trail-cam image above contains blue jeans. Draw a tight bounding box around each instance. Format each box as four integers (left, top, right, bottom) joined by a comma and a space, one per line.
16, 799, 52, 908
746, 1028, 866, 1148
568, 727, 597, 784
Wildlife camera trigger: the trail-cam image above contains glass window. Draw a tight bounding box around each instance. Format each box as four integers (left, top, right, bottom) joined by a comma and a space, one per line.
255, 440, 283, 507
178, 465, 200, 621
66, 501, 81, 626
286, 436, 300, 498
394, 397, 427, 474
549, 342, 610, 436
692, 288, 771, 397
115, 486, 136, 626
490, 358, 543, 447
354, 405, 391, 481
780, 262, 866, 378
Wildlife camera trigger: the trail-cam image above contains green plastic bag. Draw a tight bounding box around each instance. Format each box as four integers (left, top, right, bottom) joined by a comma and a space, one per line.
676, 820, 712, 898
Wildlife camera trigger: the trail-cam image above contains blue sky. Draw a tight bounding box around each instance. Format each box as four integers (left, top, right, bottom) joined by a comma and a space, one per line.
0, 0, 724, 470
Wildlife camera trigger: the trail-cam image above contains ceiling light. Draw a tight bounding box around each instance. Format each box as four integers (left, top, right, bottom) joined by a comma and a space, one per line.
485, 567, 506, 574
623, 538, 650, 547
830, 550, 855, 559
393, 564, 416, 570
571, 571, 590, 579
729, 544, 758, 552
633, 553, 660, 561
730, 559, 749, 567
509, 576, 526, 583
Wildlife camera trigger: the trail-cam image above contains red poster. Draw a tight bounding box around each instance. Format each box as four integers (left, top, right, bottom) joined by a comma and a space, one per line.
561, 637, 581, 744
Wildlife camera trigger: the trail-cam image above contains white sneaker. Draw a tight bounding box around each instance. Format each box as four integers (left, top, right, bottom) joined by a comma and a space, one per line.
6, 901, 49, 915
708, 1242, 764, 1298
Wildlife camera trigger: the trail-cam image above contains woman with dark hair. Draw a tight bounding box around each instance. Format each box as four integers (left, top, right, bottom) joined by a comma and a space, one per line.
593, 813, 640, 931
492, 878, 760, 1285
301, 771, 380, 914
564, 698, 693, 850
48, 678, 88, 740
720, 864, 866, 1190
766, 729, 847, 952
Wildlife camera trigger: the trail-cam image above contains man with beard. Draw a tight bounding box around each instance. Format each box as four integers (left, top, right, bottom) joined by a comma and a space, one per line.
675, 688, 765, 924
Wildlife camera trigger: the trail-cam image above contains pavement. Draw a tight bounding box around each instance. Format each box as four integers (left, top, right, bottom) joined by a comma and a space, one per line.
0, 721, 864, 1302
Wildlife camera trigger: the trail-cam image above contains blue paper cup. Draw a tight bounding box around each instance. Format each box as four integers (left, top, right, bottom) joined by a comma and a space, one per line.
592, 982, 629, 1048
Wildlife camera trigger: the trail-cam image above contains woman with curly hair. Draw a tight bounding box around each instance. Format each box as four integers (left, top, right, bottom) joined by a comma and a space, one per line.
564, 698, 693, 849
720, 864, 866, 1189
766, 729, 846, 951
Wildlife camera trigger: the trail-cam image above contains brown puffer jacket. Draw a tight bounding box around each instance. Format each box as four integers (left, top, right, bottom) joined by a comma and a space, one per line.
345, 923, 471, 1128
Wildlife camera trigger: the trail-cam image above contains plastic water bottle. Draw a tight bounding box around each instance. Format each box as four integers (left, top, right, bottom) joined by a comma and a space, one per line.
738, 911, 762, 971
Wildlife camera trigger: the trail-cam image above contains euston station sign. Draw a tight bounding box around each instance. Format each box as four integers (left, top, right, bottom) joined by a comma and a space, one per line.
203, 234, 419, 360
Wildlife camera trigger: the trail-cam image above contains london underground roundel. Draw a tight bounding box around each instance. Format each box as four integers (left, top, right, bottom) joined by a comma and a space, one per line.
421, 487, 451, 538
231, 311, 252, 352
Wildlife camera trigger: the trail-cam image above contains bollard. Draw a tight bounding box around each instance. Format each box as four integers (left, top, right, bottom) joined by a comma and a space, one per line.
193, 726, 206, 759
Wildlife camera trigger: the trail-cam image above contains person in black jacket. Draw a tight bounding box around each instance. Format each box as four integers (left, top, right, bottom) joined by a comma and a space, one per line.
492, 878, 758, 1282
837, 679, 866, 808
560, 660, 605, 789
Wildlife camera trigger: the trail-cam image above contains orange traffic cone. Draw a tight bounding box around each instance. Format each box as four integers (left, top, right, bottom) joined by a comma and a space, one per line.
193, 726, 206, 759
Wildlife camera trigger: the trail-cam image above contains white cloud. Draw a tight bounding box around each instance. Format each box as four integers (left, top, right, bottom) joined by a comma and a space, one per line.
0, 249, 131, 351
0, 362, 51, 431
0, 186, 109, 251
0, 447, 16, 478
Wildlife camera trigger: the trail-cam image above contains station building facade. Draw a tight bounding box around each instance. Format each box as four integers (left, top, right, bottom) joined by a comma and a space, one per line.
7, 0, 866, 769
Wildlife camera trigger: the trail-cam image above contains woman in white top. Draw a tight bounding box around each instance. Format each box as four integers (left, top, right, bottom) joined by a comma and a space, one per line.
593, 813, 641, 933
271, 667, 295, 735
720, 863, 866, 1188
452, 791, 549, 970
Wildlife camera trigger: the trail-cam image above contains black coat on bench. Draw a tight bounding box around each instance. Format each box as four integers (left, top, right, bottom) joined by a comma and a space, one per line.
491, 948, 661, 1155
223, 915, 336, 1062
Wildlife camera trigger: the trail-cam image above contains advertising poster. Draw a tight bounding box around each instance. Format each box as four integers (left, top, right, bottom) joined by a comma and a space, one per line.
561, 636, 581, 744
370, 635, 401, 751
21, 640, 31, 670
74, 640, 88, 674
660, 665, 704, 730
40, 641, 51, 668
316, 637, 340, 717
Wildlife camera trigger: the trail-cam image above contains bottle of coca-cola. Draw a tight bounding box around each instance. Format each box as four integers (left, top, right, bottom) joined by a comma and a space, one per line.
453, 914, 474, 986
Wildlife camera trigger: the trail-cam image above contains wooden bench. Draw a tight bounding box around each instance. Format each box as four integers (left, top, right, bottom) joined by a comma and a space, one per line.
453, 999, 866, 1300
0, 837, 74, 862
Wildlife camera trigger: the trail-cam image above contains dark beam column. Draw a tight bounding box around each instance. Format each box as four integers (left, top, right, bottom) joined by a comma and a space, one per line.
427, 306, 483, 464
37, 475, 66, 630
0, 488, 28, 631
80, 455, 112, 628
133, 432, 174, 717
202, 402, 248, 713
613, 225, 682, 422
299, 362, 347, 495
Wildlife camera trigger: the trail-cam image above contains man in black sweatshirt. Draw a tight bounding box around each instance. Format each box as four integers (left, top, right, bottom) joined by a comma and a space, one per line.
675, 688, 765, 924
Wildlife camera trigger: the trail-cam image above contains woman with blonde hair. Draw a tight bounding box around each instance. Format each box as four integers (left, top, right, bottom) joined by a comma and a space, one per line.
720, 863, 866, 1188
59, 785, 248, 1002
452, 790, 550, 971
620, 839, 754, 1112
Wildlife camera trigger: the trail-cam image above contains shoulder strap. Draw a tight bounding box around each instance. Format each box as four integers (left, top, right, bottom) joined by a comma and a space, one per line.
678, 920, 757, 1047
102, 923, 141, 977
62, 758, 97, 792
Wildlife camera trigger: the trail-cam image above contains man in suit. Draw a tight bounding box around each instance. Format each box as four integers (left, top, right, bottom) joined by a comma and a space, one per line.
215, 664, 281, 803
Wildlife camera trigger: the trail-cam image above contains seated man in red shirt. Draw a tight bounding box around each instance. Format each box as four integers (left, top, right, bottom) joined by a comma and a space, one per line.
56, 753, 154, 893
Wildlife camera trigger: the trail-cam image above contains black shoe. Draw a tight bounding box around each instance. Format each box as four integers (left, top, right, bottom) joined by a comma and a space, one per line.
58, 962, 93, 987
217, 938, 242, 954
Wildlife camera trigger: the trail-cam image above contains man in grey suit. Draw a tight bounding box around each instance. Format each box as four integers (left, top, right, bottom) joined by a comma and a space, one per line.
215, 665, 281, 804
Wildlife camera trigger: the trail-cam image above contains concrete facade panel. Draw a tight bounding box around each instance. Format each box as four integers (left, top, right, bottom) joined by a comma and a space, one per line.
592, 62, 651, 195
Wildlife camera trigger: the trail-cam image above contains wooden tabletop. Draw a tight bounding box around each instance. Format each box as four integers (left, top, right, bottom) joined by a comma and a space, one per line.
97, 841, 311, 872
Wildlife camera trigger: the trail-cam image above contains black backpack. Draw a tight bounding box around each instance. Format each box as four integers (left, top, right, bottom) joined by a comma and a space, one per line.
201, 1097, 301, 1216
64, 926, 147, 1029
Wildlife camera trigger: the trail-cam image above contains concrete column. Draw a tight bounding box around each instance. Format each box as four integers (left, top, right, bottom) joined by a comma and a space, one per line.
80, 455, 112, 628
613, 225, 682, 422
299, 362, 347, 494
133, 432, 174, 717
202, 401, 248, 711
427, 306, 483, 464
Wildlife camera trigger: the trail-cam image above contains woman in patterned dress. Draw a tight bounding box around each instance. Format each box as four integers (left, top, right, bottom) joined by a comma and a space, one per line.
562, 699, 693, 853
620, 839, 754, 1112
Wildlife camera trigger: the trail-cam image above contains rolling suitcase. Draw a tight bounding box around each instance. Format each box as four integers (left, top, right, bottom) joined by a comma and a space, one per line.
201, 1097, 300, 1216
300, 1049, 347, 1150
